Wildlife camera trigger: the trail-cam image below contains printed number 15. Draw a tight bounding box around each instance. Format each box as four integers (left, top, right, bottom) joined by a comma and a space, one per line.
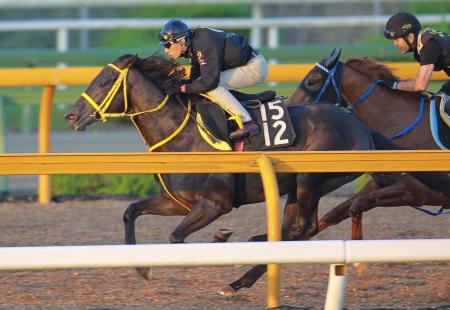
260, 102, 288, 146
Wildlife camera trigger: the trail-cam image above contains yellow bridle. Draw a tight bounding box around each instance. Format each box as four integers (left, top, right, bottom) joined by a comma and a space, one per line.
81, 63, 191, 152
81, 63, 173, 121
81, 62, 193, 211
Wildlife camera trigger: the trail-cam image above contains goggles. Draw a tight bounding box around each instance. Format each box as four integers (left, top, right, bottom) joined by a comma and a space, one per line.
383, 29, 409, 40
159, 32, 175, 44
383, 29, 398, 40
159, 31, 188, 48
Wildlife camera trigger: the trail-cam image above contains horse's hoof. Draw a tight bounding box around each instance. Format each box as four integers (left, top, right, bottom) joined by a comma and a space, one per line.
218, 285, 238, 297
135, 267, 152, 281
353, 262, 367, 276
214, 228, 234, 243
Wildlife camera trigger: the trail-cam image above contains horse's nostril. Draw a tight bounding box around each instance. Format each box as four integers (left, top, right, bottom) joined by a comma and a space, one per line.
64, 114, 76, 122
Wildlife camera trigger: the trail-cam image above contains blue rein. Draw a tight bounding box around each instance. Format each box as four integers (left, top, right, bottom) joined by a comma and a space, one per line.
388, 95, 424, 141
409, 205, 449, 216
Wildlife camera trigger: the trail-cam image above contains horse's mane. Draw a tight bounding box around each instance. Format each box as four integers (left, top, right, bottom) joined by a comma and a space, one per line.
345, 57, 399, 80
115, 54, 186, 90
344, 56, 424, 102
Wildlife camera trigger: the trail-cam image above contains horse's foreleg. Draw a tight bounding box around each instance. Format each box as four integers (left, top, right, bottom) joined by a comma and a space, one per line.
123, 195, 186, 245
349, 183, 408, 216
122, 195, 187, 280
318, 198, 354, 232
318, 179, 381, 232
351, 215, 363, 240
170, 199, 231, 243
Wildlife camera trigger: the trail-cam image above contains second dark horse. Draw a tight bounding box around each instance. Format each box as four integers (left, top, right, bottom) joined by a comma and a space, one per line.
65, 54, 392, 295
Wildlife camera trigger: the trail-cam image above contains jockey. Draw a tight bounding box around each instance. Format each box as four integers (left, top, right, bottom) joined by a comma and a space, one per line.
158, 19, 268, 140
380, 12, 450, 113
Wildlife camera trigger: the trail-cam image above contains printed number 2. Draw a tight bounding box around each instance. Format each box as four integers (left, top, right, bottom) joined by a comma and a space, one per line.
260, 102, 288, 146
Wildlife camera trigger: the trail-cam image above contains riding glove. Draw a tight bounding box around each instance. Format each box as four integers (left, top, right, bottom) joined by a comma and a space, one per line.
379, 77, 400, 90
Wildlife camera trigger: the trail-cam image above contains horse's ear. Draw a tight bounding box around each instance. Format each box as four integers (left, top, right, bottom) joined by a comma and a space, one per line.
325, 48, 342, 69
327, 48, 336, 59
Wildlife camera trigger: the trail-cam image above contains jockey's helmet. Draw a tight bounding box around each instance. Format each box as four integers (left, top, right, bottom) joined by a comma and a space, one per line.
159, 19, 192, 45
384, 12, 421, 40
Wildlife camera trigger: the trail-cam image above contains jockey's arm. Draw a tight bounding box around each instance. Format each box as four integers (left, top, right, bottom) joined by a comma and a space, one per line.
396, 63, 435, 92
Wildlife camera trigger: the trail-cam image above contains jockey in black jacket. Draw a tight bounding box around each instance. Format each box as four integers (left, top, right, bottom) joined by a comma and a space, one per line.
380, 12, 450, 113
159, 19, 268, 140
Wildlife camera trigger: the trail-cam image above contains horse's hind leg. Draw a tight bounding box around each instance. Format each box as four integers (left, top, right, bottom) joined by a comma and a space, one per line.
222, 184, 321, 295
123, 194, 188, 280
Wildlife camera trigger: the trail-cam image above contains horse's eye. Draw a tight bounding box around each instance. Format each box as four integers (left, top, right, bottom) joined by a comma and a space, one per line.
304, 73, 322, 91
306, 79, 317, 87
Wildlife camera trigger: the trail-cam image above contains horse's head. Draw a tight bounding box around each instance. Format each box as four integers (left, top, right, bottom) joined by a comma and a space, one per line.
65, 54, 187, 132
288, 48, 344, 106
289, 50, 405, 111
65, 54, 139, 131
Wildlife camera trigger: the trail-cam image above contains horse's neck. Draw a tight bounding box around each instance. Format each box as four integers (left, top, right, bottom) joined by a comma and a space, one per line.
132, 95, 209, 152
341, 72, 427, 134
128, 70, 213, 152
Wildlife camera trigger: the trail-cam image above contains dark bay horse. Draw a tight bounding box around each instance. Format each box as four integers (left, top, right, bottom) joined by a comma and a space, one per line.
289, 49, 450, 237
65, 54, 388, 294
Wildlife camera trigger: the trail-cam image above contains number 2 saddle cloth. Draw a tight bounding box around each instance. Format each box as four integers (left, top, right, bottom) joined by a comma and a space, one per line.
195, 90, 296, 151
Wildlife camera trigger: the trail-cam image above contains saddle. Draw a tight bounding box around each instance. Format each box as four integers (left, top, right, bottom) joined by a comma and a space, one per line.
195, 90, 296, 151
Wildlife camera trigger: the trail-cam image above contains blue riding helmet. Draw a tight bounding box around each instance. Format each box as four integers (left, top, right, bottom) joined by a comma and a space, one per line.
159, 19, 192, 45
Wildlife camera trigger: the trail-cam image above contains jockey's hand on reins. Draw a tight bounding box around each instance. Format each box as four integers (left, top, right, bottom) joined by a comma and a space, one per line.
378, 77, 400, 90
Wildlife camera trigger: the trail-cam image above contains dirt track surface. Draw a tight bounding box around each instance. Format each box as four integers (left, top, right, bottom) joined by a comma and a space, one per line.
0, 197, 449, 310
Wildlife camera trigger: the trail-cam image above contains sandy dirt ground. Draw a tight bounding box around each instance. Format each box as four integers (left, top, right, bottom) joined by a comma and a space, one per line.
0, 196, 449, 310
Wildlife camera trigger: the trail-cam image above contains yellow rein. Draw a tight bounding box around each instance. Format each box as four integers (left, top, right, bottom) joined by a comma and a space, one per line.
81, 62, 192, 211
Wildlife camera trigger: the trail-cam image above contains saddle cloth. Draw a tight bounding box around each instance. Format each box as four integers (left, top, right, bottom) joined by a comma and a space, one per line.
195, 90, 296, 151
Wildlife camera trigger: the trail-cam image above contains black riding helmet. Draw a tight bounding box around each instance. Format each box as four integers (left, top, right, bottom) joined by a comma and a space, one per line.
158, 19, 192, 45
384, 12, 421, 40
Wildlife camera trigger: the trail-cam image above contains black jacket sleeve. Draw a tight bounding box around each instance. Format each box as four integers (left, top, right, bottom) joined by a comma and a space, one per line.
184, 30, 224, 94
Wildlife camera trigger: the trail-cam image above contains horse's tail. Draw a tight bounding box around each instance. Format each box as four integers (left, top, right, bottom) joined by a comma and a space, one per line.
370, 130, 405, 150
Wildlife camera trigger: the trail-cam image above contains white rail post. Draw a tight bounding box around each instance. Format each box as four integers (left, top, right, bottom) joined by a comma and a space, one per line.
267, 26, 279, 49
324, 264, 347, 310
250, 3, 262, 48
79, 6, 90, 50
56, 27, 69, 52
